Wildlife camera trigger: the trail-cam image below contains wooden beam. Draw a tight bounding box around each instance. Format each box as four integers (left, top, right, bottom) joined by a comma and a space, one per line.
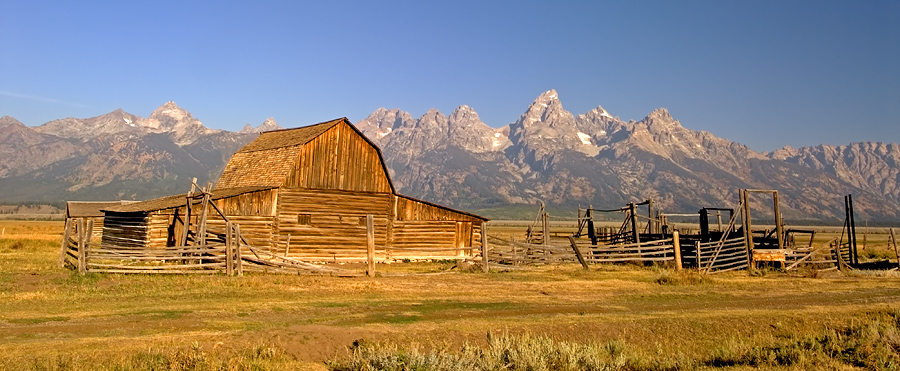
773, 191, 784, 250
225, 221, 233, 276
77, 218, 86, 275
672, 230, 682, 270
366, 214, 375, 277
58, 218, 72, 268
198, 190, 210, 246
235, 224, 243, 277
567, 236, 590, 270
481, 223, 489, 273
891, 228, 899, 271
180, 178, 197, 246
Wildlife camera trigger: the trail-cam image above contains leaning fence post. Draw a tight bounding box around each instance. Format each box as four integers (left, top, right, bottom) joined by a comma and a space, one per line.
567, 236, 590, 270
366, 215, 375, 277
890, 228, 899, 271
481, 223, 489, 273
77, 218, 86, 275
59, 218, 72, 268
673, 230, 682, 270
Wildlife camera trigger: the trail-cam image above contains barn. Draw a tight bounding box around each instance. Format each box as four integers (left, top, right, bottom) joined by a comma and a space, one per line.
97, 117, 487, 263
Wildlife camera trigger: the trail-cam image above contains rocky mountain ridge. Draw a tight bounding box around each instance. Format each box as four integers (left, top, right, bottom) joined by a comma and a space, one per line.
0, 102, 280, 202
357, 90, 900, 222
1, 94, 897, 222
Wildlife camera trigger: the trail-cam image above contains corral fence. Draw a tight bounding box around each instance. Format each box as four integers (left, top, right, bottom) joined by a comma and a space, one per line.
683, 237, 749, 273
60, 216, 492, 276
487, 230, 752, 274
60, 217, 244, 275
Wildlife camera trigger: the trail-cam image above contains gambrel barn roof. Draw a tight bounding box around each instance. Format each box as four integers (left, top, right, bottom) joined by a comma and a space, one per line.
216, 118, 395, 193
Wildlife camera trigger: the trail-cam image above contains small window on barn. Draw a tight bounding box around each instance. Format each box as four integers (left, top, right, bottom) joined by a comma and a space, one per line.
358, 216, 367, 227
298, 213, 311, 226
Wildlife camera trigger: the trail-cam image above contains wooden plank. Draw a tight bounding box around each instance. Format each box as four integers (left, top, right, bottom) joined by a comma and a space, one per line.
367, 214, 375, 277
892, 228, 900, 271
235, 224, 243, 276
77, 218, 86, 274
567, 236, 589, 270
58, 218, 72, 268
226, 221, 233, 276
481, 223, 489, 273
673, 230, 682, 270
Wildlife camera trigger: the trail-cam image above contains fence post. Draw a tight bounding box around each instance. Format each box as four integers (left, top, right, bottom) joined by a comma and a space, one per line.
672, 230, 682, 270
366, 215, 375, 277
59, 218, 72, 268
542, 212, 550, 246
285, 234, 291, 257
84, 219, 94, 272
235, 224, 243, 276
567, 236, 590, 270
226, 221, 233, 276
481, 223, 489, 273
890, 228, 899, 271
77, 218, 86, 275
694, 241, 701, 271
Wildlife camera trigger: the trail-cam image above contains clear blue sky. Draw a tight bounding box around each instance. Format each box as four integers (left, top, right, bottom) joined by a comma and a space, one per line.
2, 0, 898, 151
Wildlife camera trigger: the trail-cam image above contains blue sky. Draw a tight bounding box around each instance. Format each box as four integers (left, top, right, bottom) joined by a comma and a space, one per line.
1, 0, 898, 151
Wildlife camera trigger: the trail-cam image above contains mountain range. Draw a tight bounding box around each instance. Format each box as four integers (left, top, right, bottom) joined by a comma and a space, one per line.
2, 91, 898, 222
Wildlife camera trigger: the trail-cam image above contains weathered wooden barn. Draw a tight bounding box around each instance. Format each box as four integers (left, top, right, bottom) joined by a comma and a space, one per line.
99, 117, 487, 262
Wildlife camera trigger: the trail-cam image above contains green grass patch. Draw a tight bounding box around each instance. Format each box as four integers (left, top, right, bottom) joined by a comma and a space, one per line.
6, 316, 69, 325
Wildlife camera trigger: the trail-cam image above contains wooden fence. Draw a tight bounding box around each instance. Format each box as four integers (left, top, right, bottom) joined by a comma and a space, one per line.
576, 238, 676, 264
682, 237, 749, 273
61, 216, 492, 275
486, 236, 677, 267
60, 218, 243, 275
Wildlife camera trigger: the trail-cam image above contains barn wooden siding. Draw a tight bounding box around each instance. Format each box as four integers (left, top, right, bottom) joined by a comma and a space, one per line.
394, 195, 484, 223
101, 212, 151, 248
388, 195, 485, 259
101, 188, 279, 250
284, 122, 392, 193
275, 188, 391, 260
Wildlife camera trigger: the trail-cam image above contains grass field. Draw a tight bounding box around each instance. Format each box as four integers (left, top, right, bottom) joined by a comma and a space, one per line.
1, 221, 899, 370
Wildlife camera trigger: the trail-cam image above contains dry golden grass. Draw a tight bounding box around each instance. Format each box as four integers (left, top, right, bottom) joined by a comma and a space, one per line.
1, 221, 899, 370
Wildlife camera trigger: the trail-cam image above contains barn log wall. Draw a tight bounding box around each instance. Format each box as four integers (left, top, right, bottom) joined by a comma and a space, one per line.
394, 196, 483, 223
388, 196, 484, 259
275, 188, 391, 260
101, 213, 151, 248
285, 123, 392, 193
214, 188, 278, 216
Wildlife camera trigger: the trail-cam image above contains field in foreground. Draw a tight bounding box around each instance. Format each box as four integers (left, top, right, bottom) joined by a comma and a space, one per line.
1, 221, 900, 370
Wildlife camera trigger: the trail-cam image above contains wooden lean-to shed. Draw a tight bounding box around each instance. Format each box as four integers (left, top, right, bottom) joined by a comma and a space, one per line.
100, 117, 487, 262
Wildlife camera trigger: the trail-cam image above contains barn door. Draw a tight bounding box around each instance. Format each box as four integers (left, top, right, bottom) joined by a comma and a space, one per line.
455, 221, 473, 257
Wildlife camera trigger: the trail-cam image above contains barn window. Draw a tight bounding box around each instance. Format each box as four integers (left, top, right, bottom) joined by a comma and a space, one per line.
298, 213, 311, 226
358, 216, 367, 226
